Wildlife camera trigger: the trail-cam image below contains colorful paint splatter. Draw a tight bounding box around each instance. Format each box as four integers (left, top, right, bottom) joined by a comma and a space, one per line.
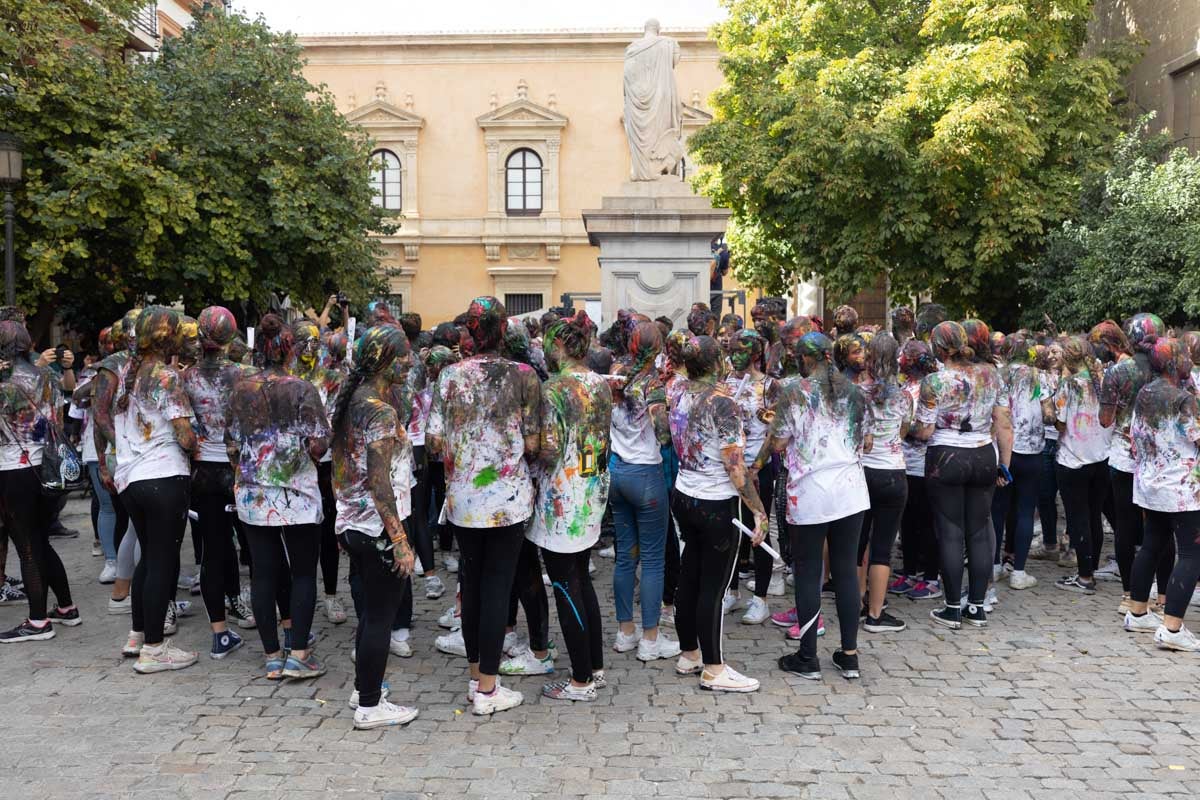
1130, 378, 1200, 512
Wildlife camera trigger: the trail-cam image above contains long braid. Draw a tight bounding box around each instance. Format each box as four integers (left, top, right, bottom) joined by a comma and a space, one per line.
330, 367, 368, 437
115, 354, 142, 413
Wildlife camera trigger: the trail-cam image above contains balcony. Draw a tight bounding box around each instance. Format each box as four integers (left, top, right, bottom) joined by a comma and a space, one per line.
125, 3, 160, 52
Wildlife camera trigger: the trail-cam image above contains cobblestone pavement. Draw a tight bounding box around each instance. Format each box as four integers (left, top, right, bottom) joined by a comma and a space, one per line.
1, 499, 1199, 799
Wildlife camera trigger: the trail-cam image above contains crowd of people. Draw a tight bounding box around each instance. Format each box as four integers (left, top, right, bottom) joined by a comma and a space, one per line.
0, 294, 1198, 730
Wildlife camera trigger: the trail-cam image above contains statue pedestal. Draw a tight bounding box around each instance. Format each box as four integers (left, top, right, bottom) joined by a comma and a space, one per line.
583, 180, 731, 329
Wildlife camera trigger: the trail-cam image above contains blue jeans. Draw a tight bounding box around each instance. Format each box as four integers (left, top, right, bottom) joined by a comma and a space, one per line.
609, 453, 668, 629
991, 451, 1041, 571
88, 462, 117, 560
1038, 440, 1060, 547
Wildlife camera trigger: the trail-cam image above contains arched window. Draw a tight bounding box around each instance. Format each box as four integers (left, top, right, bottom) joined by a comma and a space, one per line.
369, 149, 402, 211
505, 148, 542, 216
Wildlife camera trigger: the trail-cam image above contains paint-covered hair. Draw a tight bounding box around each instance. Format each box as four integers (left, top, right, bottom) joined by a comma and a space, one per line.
833, 333, 867, 372
1003, 331, 1037, 366
1181, 331, 1200, 367
778, 316, 814, 370
720, 313, 744, 332
929, 321, 973, 363
729, 328, 764, 372
1147, 337, 1188, 378
0, 320, 32, 361
198, 306, 237, 352
399, 312, 422, 341
502, 317, 533, 365
628, 321, 663, 375
962, 319, 995, 365
1062, 334, 1102, 396
543, 310, 594, 363
891, 305, 915, 332
324, 332, 347, 365
1125, 312, 1166, 354
117, 306, 180, 413
865, 332, 899, 401
833, 305, 858, 334
687, 307, 715, 336
365, 299, 398, 327
664, 329, 689, 372
256, 313, 294, 367
431, 322, 461, 349
1088, 319, 1131, 362
798, 331, 856, 416
466, 296, 507, 353
899, 339, 938, 378
331, 325, 408, 436
681, 334, 721, 379
916, 304, 947, 340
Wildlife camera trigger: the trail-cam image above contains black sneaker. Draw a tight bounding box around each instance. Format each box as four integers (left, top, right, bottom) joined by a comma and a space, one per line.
929, 606, 962, 630
778, 652, 821, 680
0, 619, 55, 643
863, 610, 906, 633
832, 650, 860, 680
860, 600, 891, 619
1054, 574, 1096, 594
48, 606, 82, 627
821, 580, 835, 598
47, 525, 79, 539
963, 603, 987, 627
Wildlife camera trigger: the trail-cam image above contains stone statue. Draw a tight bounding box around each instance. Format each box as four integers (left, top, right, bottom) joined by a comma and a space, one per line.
623, 19, 684, 181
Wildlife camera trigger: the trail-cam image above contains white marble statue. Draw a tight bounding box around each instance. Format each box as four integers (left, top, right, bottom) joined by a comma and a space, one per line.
623, 19, 684, 181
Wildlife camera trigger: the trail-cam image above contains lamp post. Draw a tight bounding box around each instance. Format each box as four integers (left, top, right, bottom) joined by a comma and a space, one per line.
0, 134, 23, 306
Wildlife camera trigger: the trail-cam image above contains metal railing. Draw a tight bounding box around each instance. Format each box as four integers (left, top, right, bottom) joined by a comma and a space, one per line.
131, 3, 158, 38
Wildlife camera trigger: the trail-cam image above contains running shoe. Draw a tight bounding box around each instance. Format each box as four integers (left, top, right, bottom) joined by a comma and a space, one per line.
210, 629, 244, 659
500, 647, 555, 675
0, 619, 54, 643
226, 591, 256, 629
0, 583, 26, 603
1054, 574, 1096, 594
1155, 624, 1200, 652
863, 611, 905, 633
425, 575, 446, 600
542, 678, 596, 702
1094, 557, 1121, 582
596, 545, 615, 559
92, 539, 103, 557
437, 605, 461, 630
282, 652, 326, 680
1123, 610, 1162, 634
122, 630, 143, 656
443, 554, 459, 573
786, 614, 825, 640
1008, 571, 1038, 590
176, 572, 198, 591
354, 700, 418, 729
766, 573, 786, 596
770, 607, 798, 628
389, 635, 413, 658
908, 580, 943, 600
98, 560, 117, 584
721, 589, 746, 615
821, 580, 835, 598
47, 606, 81, 627
832, 650, 860, 680
435, 629, 467, 657
778, 652, 821, 679
502, 630, 527, 656
264, 655, 286, 680
612, 627, 641, 653
163, 602, 178, 636
888, 575, 915, 595
741, 596, 770, 625
472, 682, 523, 715
323, 595, 348, 624
636, 633, 681, 662
133, 639, 197, 673
700, 665, 759, 693
108, 595, 131, 614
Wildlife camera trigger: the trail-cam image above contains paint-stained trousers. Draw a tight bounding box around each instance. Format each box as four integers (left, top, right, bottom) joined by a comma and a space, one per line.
542, 548, 604, 684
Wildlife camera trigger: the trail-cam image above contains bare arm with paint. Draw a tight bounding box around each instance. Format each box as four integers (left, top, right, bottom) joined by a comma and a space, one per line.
366, 435, 414, 576
992, 405, 1013, 473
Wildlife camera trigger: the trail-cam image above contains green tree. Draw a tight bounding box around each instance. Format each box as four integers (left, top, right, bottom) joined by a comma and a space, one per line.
1020, 118, 1200, 330
691, 0, 1139, 326
1, 2, 388, 340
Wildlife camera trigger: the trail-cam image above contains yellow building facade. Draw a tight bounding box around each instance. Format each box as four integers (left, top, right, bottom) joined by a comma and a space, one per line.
298, 29, 735, 325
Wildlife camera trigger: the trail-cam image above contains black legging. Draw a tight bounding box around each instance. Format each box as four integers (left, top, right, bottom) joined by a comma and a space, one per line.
773, 462, 791, 564
926, 443, 995, 607
409, 446, 435, 572
341, 530, 407, 708
731, 460, 775, 597
672, 492, 739, 665
316, 461, 339, 596
428, 461, 452, 552
1056, 459, 1109, 578
506, 539, 549, 651
1109, 468, 1173, 592
789, 511, 864, 659
244, 523, 320, 654
859, 467, 908, 567
1131, 509, 1200, 617
663, 505, 681, 607
900, 475, 938, 581
543, 548, 604, 683
190, 461, 239, 624
0, 466, 72, 620
123, 475, 190, 645
455, 522, 524, 675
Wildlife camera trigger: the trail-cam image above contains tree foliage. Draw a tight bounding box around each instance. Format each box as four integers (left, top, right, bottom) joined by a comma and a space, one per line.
1020, 118, 1200, 330
691, 0, 1139, 325
1, 2, 388, 337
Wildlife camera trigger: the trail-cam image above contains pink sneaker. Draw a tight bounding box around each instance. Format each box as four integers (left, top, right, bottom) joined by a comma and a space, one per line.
887, 575, 915, 595
771, 607, 798, 628
786, 614, 825, 640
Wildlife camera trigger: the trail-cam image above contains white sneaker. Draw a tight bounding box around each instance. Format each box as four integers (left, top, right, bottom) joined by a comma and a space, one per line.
700, 665, 760, 693
466, 678, 479, 702
659, 606, 675, 627
438, 605, 461, 630
636, 633, 681, 661
424, 575, 445, 600
612, 627, 641, 653
597, 545, 615, 559
502, 630, 526, 657
1094, 557, 1122, 582
741, 596, 770, 625
163, 602, 178, 635
354, 699, 419, 729
122, 630, 144, 657
323, 596, 348, 624
133, 638, 198, 673
413, 560, 425, 577
443, 554, 459, 573
721, 590, 746, 615
347, 685, 390, 709
108, 596, 131, 615
1008, 571, 1038, 590
389, 633, 413, 658
991, 564, 1003, 582
1124, 609, 1162, 634
98, 560, 117, 584
767, 573, 786, 596
435, 629, 467, 657
176, 572, 198, 591
499, 646, 555, 675
472, 682, 524, 715
675, 652, 702, 675
1155, 624, 1200, 652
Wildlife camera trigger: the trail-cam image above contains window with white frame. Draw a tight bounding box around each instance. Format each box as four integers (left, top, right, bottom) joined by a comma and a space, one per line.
369, 149, 402, 211
505, 148, 542, 216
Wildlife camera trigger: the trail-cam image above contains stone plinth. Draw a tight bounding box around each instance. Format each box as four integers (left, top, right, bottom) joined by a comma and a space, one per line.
583, 180, 730, 328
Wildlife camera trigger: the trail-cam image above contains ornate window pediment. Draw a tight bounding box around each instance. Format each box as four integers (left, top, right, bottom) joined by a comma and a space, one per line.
346, 98, 425, 222
476, 98, 568, 131
346, 99, 426, 132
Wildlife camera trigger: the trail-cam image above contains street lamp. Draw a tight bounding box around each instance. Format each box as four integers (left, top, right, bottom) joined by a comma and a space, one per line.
0, 134, 23, 306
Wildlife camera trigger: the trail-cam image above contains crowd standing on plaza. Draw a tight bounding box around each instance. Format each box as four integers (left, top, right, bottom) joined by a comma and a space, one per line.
0, 293, 1199, 730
